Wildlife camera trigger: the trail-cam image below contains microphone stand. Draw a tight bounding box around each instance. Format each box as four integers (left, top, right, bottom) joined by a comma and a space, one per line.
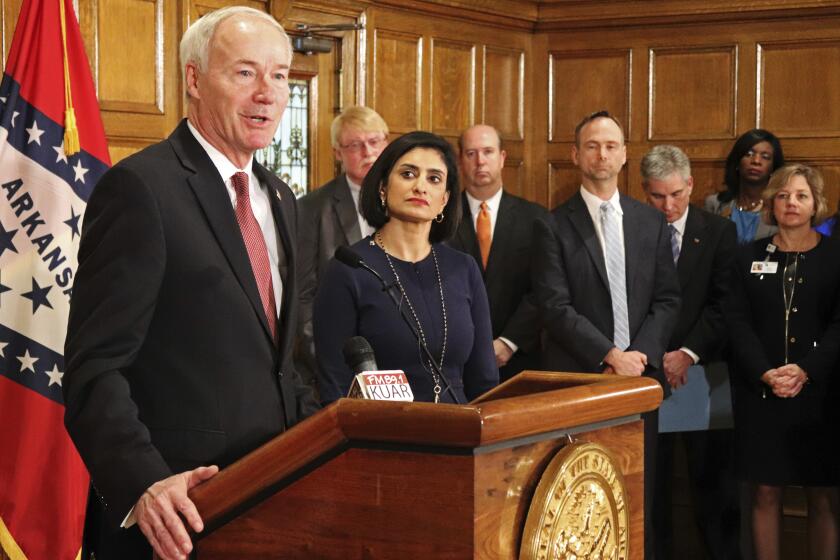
341, 252, 464, 405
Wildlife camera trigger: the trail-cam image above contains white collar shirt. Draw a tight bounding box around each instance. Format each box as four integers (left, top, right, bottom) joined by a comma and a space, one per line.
465, 187, 504, 238
579, 185, 624, 262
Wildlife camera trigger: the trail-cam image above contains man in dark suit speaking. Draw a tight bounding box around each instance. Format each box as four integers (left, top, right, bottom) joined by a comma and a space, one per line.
642, 145, 739, 560
533, 111, 680, 557
63, 7, 318, 560
449, 124, 548, 381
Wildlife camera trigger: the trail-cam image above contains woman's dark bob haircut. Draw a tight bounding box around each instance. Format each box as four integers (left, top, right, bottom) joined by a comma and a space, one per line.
360, 130, 461, 243
717, 128, 785, 203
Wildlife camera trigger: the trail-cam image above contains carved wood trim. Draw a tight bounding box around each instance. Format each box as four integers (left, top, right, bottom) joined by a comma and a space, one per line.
536, 0, 840, 31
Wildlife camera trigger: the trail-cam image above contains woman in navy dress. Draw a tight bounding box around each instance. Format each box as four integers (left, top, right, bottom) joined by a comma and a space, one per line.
315, 131, 498, 404
728, 164, 840, 559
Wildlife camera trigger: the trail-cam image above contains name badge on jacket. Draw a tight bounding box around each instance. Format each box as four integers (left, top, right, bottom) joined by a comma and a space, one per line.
751, 261, 778, 274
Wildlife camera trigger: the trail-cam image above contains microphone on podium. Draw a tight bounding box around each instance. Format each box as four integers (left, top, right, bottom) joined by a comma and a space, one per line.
343, 336, 378, 374
343, 336, 414, 402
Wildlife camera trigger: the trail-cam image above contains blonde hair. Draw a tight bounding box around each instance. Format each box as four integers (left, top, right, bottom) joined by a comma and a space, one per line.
180, 7, 291, 89
330, 106, 389, 148
762, 164, 830, 226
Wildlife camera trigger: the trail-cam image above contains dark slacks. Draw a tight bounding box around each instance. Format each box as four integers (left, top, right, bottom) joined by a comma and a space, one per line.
653, 429, 741, 559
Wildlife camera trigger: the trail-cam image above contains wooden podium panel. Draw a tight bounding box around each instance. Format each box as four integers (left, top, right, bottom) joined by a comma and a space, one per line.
189, 372, 660, 559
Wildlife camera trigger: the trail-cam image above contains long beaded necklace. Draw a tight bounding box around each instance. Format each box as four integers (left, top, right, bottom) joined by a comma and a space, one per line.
375, 230, 448, 402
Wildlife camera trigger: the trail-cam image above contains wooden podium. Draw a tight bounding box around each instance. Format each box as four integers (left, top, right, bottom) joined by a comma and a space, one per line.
188, 372, 662, 559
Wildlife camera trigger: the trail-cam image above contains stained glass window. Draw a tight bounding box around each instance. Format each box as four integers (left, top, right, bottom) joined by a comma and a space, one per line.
256, 79, 309, 197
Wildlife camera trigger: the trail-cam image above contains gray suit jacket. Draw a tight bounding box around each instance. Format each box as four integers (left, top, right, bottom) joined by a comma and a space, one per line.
533, 191, 681, 388
296, 175, 363, 391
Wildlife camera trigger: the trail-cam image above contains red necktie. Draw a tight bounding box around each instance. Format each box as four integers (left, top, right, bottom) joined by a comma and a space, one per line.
476, 202, 491, 269
231, 172, 277, 339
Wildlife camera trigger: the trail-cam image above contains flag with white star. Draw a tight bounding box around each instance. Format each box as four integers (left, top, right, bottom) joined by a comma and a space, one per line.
0, 0, 109, 558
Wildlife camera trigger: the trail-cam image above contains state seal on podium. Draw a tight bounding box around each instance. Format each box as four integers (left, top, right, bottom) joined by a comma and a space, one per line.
520, 442, 629, 559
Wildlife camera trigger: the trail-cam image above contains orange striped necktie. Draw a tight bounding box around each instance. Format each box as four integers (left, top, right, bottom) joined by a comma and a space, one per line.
476, 201, 491, 269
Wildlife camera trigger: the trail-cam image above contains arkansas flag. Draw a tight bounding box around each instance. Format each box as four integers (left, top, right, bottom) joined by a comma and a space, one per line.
0, 0, 109, 558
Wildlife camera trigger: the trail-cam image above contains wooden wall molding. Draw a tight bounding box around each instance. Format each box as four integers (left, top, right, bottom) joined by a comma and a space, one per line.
481, 45, 525, 140
548, 48, 632, 143
371, 28, 423, 134
757, 37, 840, 138
647, 45, 738, 141
536, 0, 840, 30
428, 38, 476, 136
362, 0, 538, 30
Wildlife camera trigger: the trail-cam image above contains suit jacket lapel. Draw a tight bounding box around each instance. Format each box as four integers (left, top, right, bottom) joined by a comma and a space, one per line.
567, 192, 609, 289
171, 121, 274, 343
257, 163, 295, 347
333, 175, 362, 244
677, 206, 704, 289
621, 196, 642, 295
456, 192, 482, 263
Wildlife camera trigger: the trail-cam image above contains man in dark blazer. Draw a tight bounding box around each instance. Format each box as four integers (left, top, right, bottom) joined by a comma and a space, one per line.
296, 106, 389, 394
63, 8, 317, 560
642, 145, 740, 560
533, 111, 680, 558
449, 124, 548, 381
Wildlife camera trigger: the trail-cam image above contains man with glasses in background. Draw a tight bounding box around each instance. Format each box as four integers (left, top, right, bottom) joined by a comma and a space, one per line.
296, 106, 389, 397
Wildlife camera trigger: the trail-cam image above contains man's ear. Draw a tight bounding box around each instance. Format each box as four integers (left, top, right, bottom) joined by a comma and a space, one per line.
185, 63, 201, 99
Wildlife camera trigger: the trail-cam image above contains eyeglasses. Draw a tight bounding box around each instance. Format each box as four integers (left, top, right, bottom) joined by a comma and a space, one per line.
339, 136, 387, 154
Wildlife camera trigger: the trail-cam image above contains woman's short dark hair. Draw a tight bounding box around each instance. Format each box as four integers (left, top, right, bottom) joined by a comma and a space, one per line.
360, 131, 461, 243
718, 128, 785, 203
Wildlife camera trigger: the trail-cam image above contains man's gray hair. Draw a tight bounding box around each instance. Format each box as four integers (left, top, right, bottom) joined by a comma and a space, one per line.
179, 6, 291, 85
640, 144, 691, 184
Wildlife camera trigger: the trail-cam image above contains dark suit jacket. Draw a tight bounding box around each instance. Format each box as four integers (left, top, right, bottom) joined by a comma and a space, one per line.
295, 175, 363, 392
668, 205, 737, 359
63, 120, 318, 542
448, 190, 549, 379
533, 191, 680, 385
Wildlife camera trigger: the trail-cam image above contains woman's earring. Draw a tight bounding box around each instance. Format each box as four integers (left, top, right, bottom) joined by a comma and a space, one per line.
435, 212, 444, 223
380, 190, 389, 216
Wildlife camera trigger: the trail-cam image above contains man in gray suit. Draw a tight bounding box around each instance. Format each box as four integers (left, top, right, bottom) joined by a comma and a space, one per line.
533, 111, 680, 558
296, 107, 389, 393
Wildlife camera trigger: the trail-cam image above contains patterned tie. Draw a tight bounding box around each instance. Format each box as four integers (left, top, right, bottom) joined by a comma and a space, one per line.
600, 202, 630, 350
231, 172, 277, 339
476, 202, 491, 269
668, 224, 680, 264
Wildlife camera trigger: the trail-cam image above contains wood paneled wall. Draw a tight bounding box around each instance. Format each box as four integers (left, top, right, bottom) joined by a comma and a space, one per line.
365, 4, 534, 199
537, 8, 840, 212
3, 0, 840, 208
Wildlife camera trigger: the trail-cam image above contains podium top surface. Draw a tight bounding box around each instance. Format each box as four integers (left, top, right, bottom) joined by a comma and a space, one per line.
189, 372, 662, 528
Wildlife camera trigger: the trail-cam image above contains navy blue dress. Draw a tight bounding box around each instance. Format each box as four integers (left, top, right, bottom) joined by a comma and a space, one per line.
727, 235, 840, 485
314, 237, 499, 404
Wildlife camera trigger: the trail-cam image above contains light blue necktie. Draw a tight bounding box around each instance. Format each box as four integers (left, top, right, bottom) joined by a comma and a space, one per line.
668, 224, 680, 264
600, 202, 630, 350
